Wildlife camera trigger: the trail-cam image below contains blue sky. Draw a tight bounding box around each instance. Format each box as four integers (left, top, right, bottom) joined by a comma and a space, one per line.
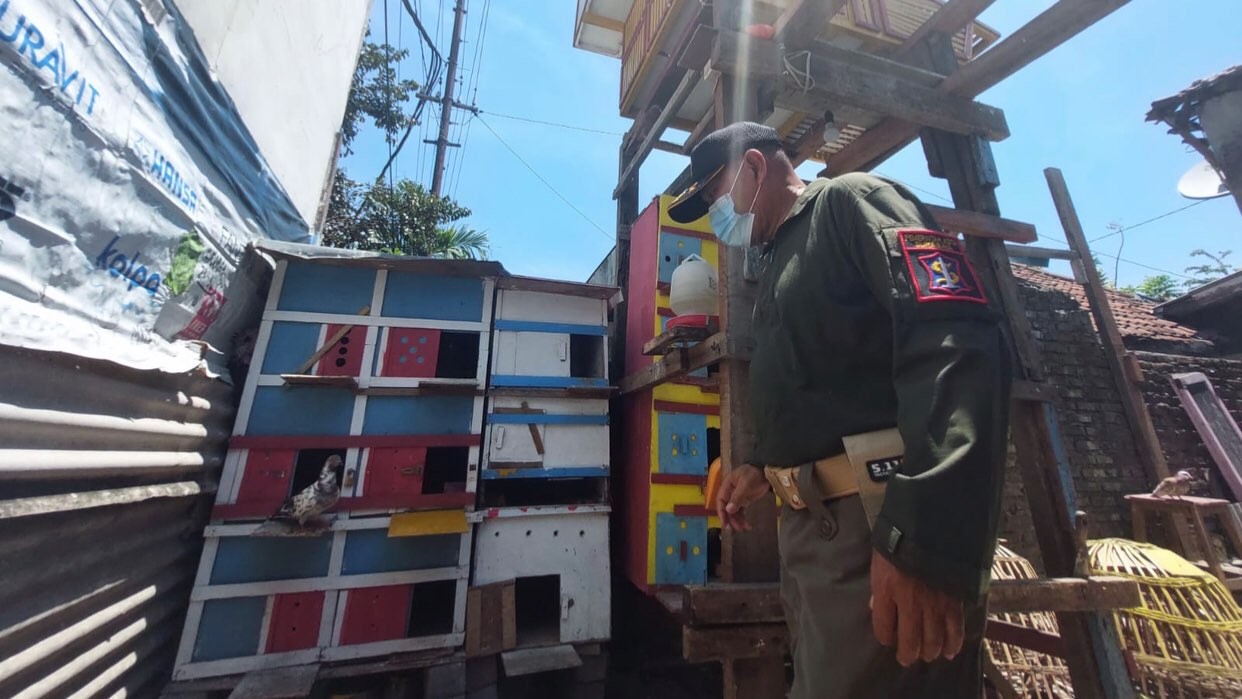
342, 1, 1241, 288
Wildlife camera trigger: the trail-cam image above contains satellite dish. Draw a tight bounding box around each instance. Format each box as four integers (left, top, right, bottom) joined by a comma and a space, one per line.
1177, 160, 1229, 200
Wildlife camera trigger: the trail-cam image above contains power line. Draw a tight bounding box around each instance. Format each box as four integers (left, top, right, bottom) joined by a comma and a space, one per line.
1093, 250, 1190, 280
483, 110, 626, 136
874, 171, 953, 204
476, 115, 612, 241
1088, 199, 1209, 243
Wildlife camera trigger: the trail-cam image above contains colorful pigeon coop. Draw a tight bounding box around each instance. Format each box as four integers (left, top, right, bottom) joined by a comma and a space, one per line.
473, 277, 616, 650
174, 245, 502, 680
618, 195, 724, 593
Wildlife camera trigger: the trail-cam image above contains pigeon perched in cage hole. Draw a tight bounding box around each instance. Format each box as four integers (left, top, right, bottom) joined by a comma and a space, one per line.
274, 454, 342, 525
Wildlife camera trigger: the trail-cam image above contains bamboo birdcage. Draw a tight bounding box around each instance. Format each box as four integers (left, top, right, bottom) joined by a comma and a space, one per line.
987, 544, 1075, 698
988, 539, 1242, 698
1090, 538, 1242, 699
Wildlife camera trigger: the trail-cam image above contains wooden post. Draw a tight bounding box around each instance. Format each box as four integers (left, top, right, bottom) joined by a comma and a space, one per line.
916, 32, 1135, 699
710, 19, 783, 696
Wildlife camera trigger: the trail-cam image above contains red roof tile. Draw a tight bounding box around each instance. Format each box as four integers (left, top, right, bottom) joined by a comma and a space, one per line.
1012, 265, 1212, 352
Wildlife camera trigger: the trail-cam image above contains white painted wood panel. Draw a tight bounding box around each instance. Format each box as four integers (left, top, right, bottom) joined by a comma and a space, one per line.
489, 397, 608, 415
497, 290, 605, 326
494, 331, 569, 378
473, 513, 610, 643
542, 425, 610, 468
488, 424, 544, 465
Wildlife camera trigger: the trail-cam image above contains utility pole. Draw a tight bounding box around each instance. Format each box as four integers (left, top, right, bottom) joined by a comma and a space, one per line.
429, 0, 467, 197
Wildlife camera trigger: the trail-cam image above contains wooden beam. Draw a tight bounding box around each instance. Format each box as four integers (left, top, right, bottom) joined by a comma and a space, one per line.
1006, 244, 1080, 261
788, 117, 827, 167
294, 306, 369, 374
773, 0, 848, 50
682, 584, 785, 625
826, 0, 1133, 176
776, 49, 1010, 141
1045, 167, 1170, 483
580, 11, 624, 33
986, 619, 1065, 657
709, 31, 784, 78
684, 104, 717, 153
614, 69, 701, 199
682, 623, 789, 662
893, 0, 997, 61
925, 204, 1037, 243
989, 576, 1140, 614
619, 332, 749, 395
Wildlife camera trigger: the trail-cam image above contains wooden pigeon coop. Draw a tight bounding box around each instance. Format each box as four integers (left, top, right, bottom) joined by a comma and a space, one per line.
577, 0, 1150, 697
172, 244, 616, 687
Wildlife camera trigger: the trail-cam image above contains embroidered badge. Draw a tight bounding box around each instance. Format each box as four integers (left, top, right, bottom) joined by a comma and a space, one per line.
866, 456, 902, 482
898, 229, 988, 304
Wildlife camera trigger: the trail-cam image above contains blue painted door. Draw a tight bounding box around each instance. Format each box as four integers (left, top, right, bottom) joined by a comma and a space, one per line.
654, 513, 707, 585
657, 412, 708, 475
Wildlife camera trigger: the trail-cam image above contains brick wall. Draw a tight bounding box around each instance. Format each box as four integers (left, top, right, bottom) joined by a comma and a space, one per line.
1134, 351, 1242, 498
1000, 280, 1149, 569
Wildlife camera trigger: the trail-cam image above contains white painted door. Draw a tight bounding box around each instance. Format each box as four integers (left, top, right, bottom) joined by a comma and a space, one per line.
542, 425, 610, 468
494, 331, 570, 378
487, 424, 546, 467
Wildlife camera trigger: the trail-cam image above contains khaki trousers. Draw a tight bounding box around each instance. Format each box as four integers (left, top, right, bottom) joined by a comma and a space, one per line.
779, 465, 986, 698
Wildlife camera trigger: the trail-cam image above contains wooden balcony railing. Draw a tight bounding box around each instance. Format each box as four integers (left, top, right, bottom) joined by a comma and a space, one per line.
620, 0, 678, 110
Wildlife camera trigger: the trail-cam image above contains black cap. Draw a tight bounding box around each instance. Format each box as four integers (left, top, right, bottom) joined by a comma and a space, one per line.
667, 122, 782, 224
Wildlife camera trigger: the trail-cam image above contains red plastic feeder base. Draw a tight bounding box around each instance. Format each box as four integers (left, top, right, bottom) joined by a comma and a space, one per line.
666, 314, 718, 330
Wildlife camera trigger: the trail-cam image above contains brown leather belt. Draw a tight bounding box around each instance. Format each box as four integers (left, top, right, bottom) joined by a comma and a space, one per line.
764, 455, 857, 510
763, 428, 904, 529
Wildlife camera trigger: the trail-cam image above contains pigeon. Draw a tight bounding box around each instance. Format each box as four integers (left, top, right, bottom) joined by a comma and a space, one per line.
274, 455, 342, 525
1151, 469, 1195, 499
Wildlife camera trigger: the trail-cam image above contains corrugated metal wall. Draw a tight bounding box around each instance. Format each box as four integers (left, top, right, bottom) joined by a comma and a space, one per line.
0, 343, 234, 698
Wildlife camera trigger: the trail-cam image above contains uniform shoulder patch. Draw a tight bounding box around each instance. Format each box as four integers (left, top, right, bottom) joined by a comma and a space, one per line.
897, 229, 988, 305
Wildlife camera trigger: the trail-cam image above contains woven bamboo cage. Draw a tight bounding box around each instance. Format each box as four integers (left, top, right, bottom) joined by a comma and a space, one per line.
1089, 538, 1242, 699
987, 544, 1075, 698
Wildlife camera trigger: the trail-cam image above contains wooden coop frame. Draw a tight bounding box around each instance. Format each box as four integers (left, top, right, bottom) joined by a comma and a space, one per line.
608, 1, 1146, 698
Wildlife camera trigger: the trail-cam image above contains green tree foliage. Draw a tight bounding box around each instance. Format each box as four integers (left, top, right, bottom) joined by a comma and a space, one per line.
1183, 249, 1235, 290
339, 39, 421, 155
323, 39, 489, 258
1121, 274, 1180, 301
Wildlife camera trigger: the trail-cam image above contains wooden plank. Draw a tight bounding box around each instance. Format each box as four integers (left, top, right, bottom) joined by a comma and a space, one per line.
466, 580, 516, 658
893, 0, 997, 61
614, 69, 702, 199
925, 203, 1037, 243
826, 0, 1133, 176
989, 577, 1140, 613
682, 584, 784, 625
498, 276, 616, 299
1046, 168, 1170, 483
724, 657, 785, 699
1012, 379, 1054, 403
580, 10, 624, 33
388, 510, 470, 537
619, 331, 747, 395
293, 306, 369, 374
279, 374, 359, 389
227, 664, 318, 699
773, 0, 848, 50
643, 324, 717, 356
986, 619, 1065, 657
684, 104, 717, 154
1006, 244, 1079, 261
361, 385, 484, 397
682, 623, 789, 662
709, 31, 784, 78
500, 645, 582, 677
717, 244, 780, 585
774, 47, 1010, 141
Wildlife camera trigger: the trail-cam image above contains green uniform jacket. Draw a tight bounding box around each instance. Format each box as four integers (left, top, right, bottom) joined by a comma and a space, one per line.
748, 173, 1011, 602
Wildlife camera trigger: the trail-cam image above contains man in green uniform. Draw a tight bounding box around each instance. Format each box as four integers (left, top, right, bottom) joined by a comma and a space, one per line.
668, 122, 1011, 698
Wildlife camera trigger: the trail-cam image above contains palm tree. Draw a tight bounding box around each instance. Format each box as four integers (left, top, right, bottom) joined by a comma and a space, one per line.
430, 225, 489, 260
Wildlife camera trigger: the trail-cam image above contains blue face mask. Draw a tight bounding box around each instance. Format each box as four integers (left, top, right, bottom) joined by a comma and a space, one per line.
708, 164, 761, 247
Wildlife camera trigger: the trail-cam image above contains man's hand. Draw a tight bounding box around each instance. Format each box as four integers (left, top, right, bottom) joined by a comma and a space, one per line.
715, 465, 770, 531
870, 551, 965, 666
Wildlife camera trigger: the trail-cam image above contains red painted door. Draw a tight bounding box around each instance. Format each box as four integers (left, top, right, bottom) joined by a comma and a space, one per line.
340, 585, 411, 645
316, 324, 365, 377
363, 447, 427, 497
236, 450, 296, 504
381, 328, 441, 378
266, 591, 324, 653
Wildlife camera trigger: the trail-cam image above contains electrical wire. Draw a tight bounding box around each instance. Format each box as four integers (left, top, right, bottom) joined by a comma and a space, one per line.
483, 110, 626, 136
874, 171, 954, 204
1087, 199, 1209, 243
476, 115, 613, 241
